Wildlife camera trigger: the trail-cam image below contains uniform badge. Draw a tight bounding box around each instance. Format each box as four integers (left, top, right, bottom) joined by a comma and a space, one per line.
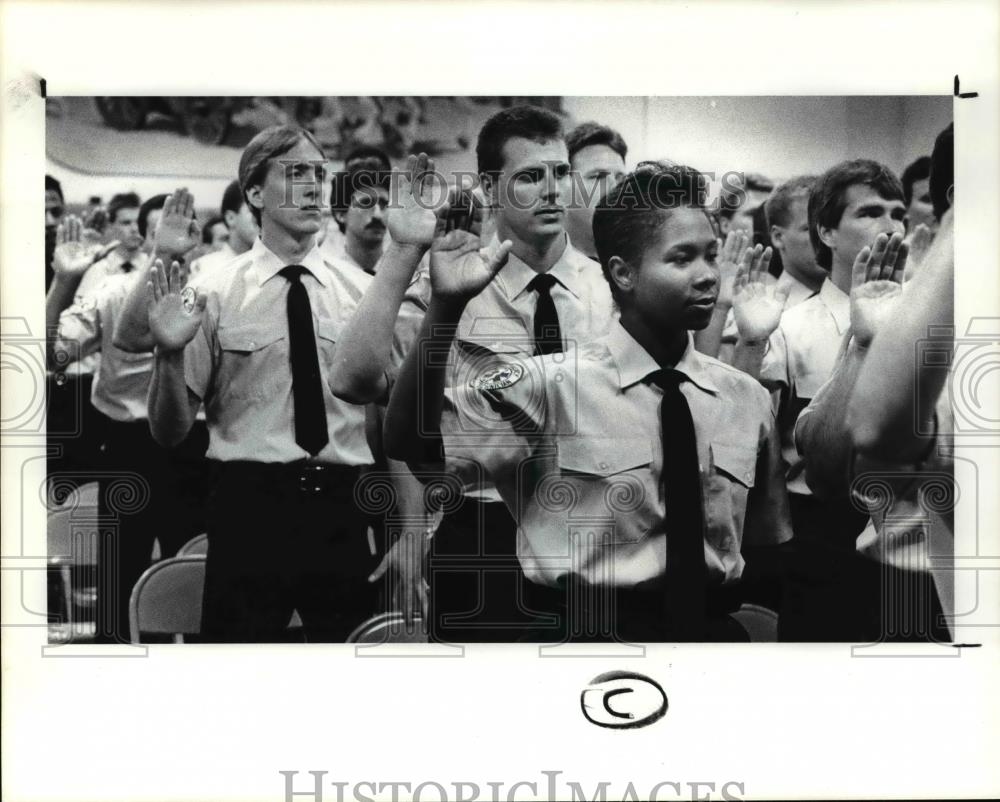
181, 286, 197, 313
472, 362, 524, 391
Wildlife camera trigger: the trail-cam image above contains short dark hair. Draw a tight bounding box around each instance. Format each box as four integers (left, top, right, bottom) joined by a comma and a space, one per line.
329, 146, 392, 227
137, 193, 168, 239
202, 215, 226, 244
343, 145, 391, 172
592, 164, 716, 304
808, 159, 904, 270
220, 179, 244, 218
45, 174, 64, 202
476, 105, 564, 177
107, 192, 141, 223
901, 156, 931, 208
566, 122, 628, 163
238, 125, 325, 225
764, 175, 816, 230
929, 124, 953, 221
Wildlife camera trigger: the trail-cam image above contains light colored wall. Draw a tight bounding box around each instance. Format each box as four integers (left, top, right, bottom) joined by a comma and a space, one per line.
564, 95, 951, 181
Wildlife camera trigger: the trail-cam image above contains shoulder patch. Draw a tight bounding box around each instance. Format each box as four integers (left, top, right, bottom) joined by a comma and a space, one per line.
181, 286, 197, 313
472, 362, 524, 391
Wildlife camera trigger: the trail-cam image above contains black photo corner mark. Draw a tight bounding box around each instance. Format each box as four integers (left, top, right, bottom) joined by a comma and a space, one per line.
954, 75, 978, 99
39, 77, 47, 98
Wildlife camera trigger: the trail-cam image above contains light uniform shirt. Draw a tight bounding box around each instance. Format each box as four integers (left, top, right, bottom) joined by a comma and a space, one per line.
396, 234, 616, 501
438, 322, 792, 588
77, 249, 150, 304
183, 238, 374, 466
189, 242, 237, 280
759, 278, 850, 496
56, 271, 153, 423
68, 250, 150, 378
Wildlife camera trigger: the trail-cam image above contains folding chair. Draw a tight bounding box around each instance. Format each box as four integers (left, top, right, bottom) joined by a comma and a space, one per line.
730, 603, 779, 642
128, 555, 206, 643
346, 612, 429, 644
177, 533, 209, 556
47, 507, 99, 639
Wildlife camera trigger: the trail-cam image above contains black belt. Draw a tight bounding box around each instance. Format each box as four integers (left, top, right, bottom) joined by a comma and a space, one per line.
213, 460, 363, 495
523, 575, 744, 619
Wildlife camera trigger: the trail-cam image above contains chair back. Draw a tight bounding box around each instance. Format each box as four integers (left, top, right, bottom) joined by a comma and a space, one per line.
346, 612, 428, 644
177, 533, 209, 556
730, 603, 779, 642
128, 556, 206, 643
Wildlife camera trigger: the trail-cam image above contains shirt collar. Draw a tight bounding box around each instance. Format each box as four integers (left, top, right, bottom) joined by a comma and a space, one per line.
607, 320, 719, 394
819, 277, 850, 333
488, 233, 588, 301
250, 237, 329, 288
776, 271, 818, 307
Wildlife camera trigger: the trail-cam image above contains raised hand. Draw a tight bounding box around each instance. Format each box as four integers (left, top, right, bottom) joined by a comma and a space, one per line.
154, 187, 201, 258
82, 206, 109, 244
429, 229, 513, 301
716, 229, 750, 309
903, 222, 933, 282
52, 214, 119, 279
851, 232, 908, 348
732, 243, 785, 343
386, 153, 446, 246
147, 259, 206, 352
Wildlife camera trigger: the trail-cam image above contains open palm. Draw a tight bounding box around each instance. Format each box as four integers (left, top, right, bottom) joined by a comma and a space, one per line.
148, 260, 206, 351
154, 188, 201, 257
387, 153, 443, 246
429, 230, 512, 301
733, 243, 785, 342
52, 215, 117, 278
716, 229, 749, 309
851, 231, 908, 347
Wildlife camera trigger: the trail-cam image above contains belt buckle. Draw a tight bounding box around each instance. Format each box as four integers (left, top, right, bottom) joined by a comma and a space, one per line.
299, 463, 326, 495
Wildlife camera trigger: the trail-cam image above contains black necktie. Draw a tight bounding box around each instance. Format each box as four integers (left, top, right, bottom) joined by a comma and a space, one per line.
279, 265, 329, 456
528, 273, 563, 355
648, 369, 708, 640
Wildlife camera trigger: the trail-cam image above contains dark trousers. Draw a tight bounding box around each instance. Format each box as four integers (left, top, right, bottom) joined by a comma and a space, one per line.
47, 373, 107, 481
429, 498, 748, 643
779, 493, 948, 642
519, 577, 748, 643
429, 498, 540, 642
95, 419, 192, 644
201, 461, 378, 643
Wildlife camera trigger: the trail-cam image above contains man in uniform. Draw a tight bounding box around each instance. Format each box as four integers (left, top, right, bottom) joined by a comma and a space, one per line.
48, 202, 199, 642
327, 146, 393, 275
564, 122, 627, 260
384, 163, 792, 642
329, 106, 616, 641
734, 159, 907, 640
145, 125, 377, 642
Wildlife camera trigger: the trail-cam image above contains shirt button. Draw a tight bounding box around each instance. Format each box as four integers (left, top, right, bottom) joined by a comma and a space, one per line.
598, 461, 609, 471
745, 471, 753, 482
248, 341, 256, 349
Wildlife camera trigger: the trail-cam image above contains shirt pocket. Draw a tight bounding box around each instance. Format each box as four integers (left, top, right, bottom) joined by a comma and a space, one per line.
217, 323, 287, 401
705, 440, 758, 554
315, 317, 340, 366
550, 438, 654, 534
